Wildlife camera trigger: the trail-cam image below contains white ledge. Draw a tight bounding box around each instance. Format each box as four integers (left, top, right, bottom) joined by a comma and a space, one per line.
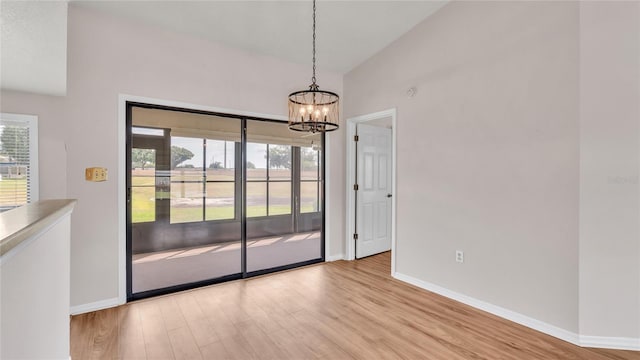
0, 199, 77, 260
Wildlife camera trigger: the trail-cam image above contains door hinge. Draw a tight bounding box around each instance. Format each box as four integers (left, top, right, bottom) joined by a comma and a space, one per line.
353, 233, 359, 240
354, 135, 359, 142
353, 184, 359, 191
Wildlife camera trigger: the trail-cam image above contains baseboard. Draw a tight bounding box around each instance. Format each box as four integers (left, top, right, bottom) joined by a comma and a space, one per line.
326, 253, 345, 261
70, 297, 122, 315
580, 335, 640, 351
392, 272, 581, 346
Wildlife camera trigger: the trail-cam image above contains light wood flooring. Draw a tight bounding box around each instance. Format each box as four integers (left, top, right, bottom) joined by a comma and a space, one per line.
71, 252, 640, 359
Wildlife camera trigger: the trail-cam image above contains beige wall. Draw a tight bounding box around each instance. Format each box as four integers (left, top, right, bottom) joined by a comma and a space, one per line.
0, 5, 344, 308
579, 2, 640, 339
346, 1, 581, 333
346, 0, 640, 342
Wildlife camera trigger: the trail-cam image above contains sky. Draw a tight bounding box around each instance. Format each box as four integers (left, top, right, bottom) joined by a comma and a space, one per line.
171, 137, 269, 169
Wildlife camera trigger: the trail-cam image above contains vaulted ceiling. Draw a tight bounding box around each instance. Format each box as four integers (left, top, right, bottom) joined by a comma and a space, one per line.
1, 1, 447, 96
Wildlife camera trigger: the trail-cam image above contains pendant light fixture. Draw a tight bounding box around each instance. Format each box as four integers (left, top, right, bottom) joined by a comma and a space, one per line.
288, 0, 339, 133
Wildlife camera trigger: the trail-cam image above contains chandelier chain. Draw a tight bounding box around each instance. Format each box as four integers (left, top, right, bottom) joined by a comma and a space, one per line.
312, 0, 316, 85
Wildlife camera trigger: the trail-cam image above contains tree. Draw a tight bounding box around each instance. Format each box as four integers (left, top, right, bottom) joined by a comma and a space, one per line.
267, 145, 291, 169
301, 147, 318, 171
171, 146, 194, 169
209, 161, 223, 169
131, 148, 155, 169
247, 161, 256, 169
0, 125, 29, 164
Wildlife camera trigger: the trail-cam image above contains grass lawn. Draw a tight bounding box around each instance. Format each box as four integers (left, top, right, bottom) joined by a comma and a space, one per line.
132, 180, 317, 223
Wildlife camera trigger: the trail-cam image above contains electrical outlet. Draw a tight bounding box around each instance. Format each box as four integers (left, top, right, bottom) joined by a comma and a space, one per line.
456, 250, 464, 263
85, 167, 108, 182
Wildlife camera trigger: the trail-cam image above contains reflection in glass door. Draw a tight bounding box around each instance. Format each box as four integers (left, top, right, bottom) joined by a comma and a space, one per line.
128, 106, 242, 298
245, 120, 323, 273
127, 104, 325, 300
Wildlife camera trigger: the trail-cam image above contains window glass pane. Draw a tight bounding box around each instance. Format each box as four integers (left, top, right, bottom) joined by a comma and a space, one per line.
132, 127, 164, 136
205, 182, 234, 220
206, 139, 235, 172
132, 187, 155, 222
170, 181, 204, 223
301, 181, 319, 213
205, 139, 236, 220
246, 181, 266, 217
301, 147, 319, 180
269, 182, 291, 215
131, 148, 156, 223
268, 145, 291, 180
170, 137, 204, 223
247, 143, 267, 180
0, 121, 32, 212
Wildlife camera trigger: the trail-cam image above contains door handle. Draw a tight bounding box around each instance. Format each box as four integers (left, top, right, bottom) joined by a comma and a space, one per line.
387, 194, 392, 198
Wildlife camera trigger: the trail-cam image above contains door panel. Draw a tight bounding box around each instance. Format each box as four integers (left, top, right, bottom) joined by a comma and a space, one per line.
129, 113, 242, 295
356, 124, 392, 258
245, 120, 323, 273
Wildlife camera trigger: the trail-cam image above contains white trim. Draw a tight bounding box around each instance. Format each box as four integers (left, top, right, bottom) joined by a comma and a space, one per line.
579, 336, 640, 351
324, 133, 331, 261
0, 113, 39, 203
118, 94, 325, 302
345, 109, 397, 273
394, 271, 640, 351
117, 96, 127, 306
121, 94, 287, 122
326, 253, 345, 262
393, 271, 581, 346
28, 115, 39, 203
70, 297, 121, 316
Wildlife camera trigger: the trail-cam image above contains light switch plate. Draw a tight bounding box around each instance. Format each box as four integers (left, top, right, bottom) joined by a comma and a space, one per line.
85, 167, 107, 182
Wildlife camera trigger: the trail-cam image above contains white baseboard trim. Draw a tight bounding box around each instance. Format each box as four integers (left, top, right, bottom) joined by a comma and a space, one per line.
580, 335, 640, 351
393, 272, 581, 345
326, 253, 345, 261
70, 297, 122, 315
393, 272, 640, 351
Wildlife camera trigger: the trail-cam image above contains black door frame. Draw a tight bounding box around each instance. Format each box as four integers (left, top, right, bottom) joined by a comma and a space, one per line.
125, 101, 326, 301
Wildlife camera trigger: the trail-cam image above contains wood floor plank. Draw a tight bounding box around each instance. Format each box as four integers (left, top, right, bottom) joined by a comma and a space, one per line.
167, 326, 203, 360
199, 339, 234, 359
138, 301, 175, 359
117, 304, 147, 360
71, 252, 640, 359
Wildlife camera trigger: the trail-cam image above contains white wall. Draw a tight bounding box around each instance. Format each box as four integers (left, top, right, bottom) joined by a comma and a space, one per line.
0, 4, 344, 309
579, 1, 640, 341
346, 1, 581, 333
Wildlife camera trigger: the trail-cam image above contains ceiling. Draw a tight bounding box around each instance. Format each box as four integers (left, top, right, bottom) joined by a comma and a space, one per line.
1, 1, 68, 96
1, 1, 447, 96
71, 0, 447, 73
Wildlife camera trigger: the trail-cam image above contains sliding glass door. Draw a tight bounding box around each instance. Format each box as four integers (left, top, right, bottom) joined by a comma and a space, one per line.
245, 120, 323, 273
126, 103, 324, 300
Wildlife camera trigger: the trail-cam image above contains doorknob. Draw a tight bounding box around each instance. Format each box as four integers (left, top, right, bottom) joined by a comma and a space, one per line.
387, 194, 392, 198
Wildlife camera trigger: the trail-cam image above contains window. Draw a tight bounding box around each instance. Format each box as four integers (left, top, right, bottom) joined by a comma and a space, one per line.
0, 113, 38, 212
247, 143, 292, 217
170, 136, 237, 223
300, 146, 321, 213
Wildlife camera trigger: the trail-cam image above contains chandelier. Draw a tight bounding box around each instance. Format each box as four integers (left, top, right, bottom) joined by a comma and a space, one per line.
288, 0, 339, 133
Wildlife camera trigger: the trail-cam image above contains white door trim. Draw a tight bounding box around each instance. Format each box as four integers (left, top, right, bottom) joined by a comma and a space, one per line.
345, 108, 397, 273
117, 94, 333, 305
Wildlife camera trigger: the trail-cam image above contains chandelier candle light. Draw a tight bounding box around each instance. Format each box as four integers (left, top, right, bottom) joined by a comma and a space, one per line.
288, 0, 339, 133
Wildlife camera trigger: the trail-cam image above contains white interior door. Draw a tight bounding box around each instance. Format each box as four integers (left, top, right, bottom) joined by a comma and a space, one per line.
356, 123, 392, 258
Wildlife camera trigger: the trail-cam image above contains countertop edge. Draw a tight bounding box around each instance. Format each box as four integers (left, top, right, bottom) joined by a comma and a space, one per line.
0, 199, 77, 259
